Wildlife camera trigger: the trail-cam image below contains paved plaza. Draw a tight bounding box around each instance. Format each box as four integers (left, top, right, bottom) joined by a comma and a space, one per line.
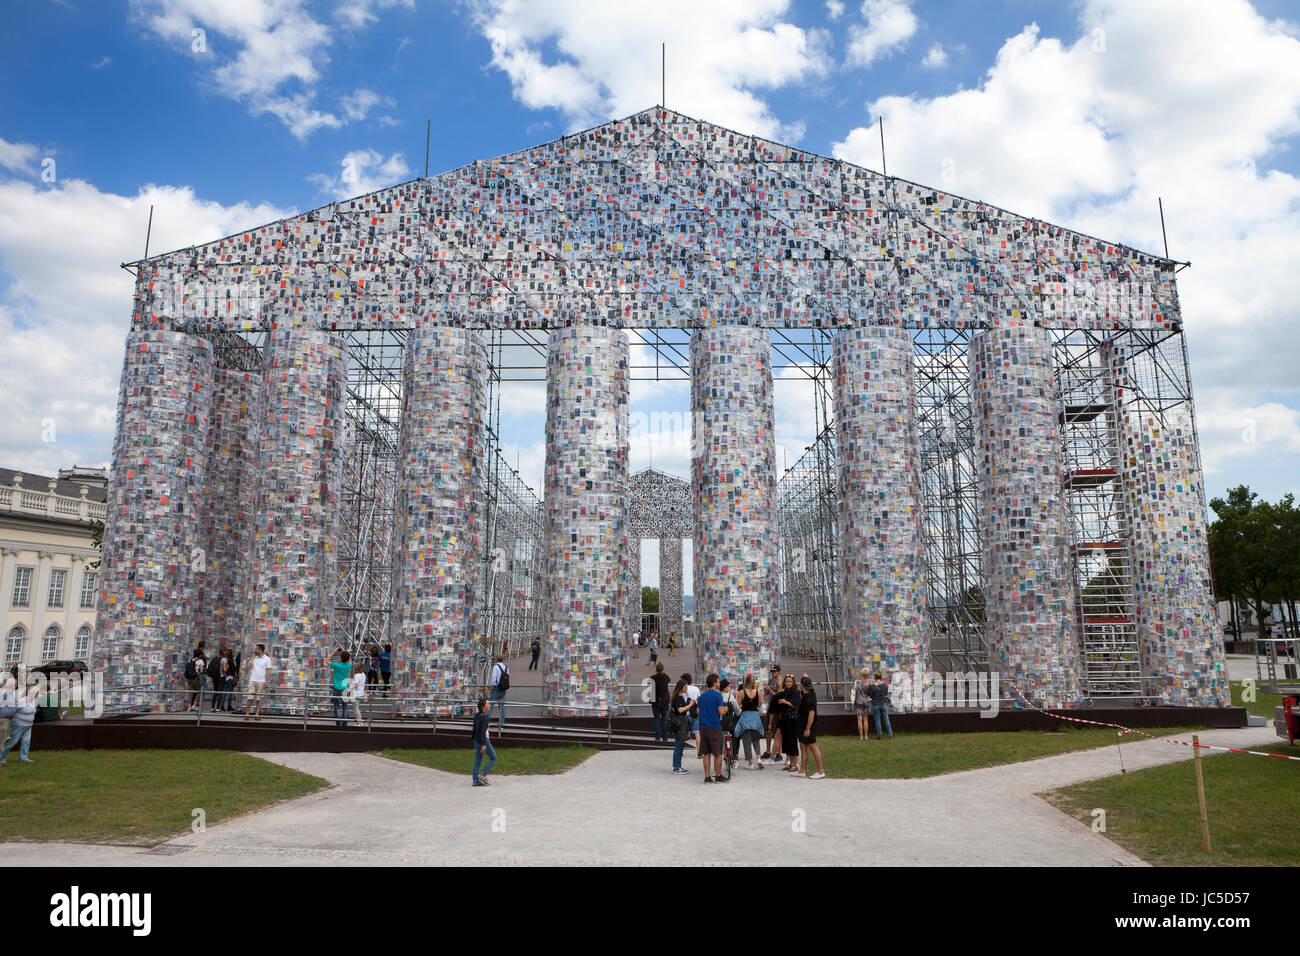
0, 724, 1277, 867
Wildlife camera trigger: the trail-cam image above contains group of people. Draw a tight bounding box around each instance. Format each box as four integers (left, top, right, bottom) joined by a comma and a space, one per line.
851, 668, 894, 740
650, 662, 826, 782
0, 672, 38, 766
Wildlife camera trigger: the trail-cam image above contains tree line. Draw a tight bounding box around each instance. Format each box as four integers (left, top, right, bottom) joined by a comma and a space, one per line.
1208, 485, 1300, 643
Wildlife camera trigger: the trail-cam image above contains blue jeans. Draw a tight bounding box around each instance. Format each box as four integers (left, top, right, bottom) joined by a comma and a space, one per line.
489, 688, 506, 728
1, 724, 32, 762
652, 701, 668, 741
872, 703, 893, 738
473, 740, 497, 780
672, 738, 686, 770
332, 686, 348, 726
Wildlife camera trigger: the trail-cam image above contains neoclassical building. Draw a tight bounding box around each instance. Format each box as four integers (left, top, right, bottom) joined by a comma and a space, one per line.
0, 466, 106, 673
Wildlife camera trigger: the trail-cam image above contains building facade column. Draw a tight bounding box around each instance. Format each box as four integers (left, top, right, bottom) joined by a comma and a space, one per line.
63, 555, 83, 658
1105, 341, 1228, 706
248, 326, 347, 698
971, 324, 1082, 708
691, 325, 778, 681
833, 325, 929, 705
659, 537, 683, 644
95, 329, 214, 710
542, 325, 629, 715
391, 324, 488, 713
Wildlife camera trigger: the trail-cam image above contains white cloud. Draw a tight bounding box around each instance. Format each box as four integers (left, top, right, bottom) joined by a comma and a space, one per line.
845, 0, 918, 69
307, 148, 411, 198
132, 0, 404, 139
920, 41, 947, 69
0, 138, 40, 175
826, 0, 845, 21
336, 0, 414, 31
340, 87, 391, 121
832, 0, 1300, 497
464, 0, 831, 139
91, 56, 113, 70
0, 163, 286, 476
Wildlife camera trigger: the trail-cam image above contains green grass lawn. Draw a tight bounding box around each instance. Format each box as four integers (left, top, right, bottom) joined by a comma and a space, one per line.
1042, 742, 1300, 866
1230, 679, 1286, 718
380, 744, 596, 775
0, 750, 329, 846
813, 725, 1204, 779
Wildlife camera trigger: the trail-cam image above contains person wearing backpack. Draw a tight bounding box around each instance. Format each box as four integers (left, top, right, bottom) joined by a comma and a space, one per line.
206, 649, 224, 710
528, 638, 541, 672
668, 676, 693, 774
489, 655, 509, 730
185, 642, 207, 711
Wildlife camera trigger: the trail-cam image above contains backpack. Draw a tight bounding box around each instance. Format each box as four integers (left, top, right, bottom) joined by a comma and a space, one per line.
184, 659, 197, 680
495, 664, 510, 693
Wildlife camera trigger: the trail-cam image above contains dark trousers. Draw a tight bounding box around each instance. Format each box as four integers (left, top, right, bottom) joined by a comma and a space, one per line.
529, 650, 540, 671
652, 701, 668, 740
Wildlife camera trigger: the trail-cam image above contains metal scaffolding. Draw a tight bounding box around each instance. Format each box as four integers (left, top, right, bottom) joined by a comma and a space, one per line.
198, 321, 1203, 701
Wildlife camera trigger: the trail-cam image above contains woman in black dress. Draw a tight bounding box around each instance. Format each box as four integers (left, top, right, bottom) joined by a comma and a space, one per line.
778, 674, 802, 772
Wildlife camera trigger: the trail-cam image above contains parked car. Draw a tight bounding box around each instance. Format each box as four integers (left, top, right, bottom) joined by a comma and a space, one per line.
28, 659, 89, 678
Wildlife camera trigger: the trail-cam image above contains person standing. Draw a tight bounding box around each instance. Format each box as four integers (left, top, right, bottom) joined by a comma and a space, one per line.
797, 675, 825, 778
684, 673, 701, 749
852, 668, 873, 741
349, 663, 368, 723
648, 635, 658, 664
528, 638, 541, 672
734, 674, 765, 770
378, 643, 392, 695
216, 651, 234, 712
472, 696, 496, 786
206, 647, 224, 709
0, 683, 39, 765
0, 674, 17, 747
778, 674, 802, 772
244, 644, 271, 719
328, 649, 352, 727
651, 662, 670, 742
185, 643, 207, 712
669, 677, 693, 774
631, 630, 640, 659
762, 663, 782, 763
869, 671, 894, 740
696, 674, 728, 784
489, 656, 509, 730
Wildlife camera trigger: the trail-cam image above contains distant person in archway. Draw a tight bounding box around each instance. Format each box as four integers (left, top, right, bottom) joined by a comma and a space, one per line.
852, 668, 873, 741
632, 630, 641, 659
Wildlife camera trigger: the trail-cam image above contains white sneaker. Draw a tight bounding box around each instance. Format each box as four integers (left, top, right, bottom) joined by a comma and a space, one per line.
810, 771, 825, 779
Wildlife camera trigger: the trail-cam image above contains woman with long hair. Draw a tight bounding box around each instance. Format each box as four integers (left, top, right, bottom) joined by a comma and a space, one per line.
734, 673, 765, 770
852, 667, 873, 741
669, 676, 693, 774
778, 674, 802, 771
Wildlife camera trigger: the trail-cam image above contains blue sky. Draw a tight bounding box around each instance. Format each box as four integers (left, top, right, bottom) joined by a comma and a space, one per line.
2, 0, 1299, 592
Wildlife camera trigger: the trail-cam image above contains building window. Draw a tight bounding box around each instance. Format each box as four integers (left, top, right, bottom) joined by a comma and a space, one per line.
5, 626, 24, 664
47, 568, 66, 609
80, 571, 98, 608
12, 567, 32, 608
41, 625, 60, 662
75, 624, 91, 660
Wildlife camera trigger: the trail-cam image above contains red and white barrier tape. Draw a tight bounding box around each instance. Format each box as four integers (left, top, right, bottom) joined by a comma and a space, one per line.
1006, 682, 1300, 763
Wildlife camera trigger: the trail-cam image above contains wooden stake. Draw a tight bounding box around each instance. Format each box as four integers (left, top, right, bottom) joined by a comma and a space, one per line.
1193, 734, 1212, 851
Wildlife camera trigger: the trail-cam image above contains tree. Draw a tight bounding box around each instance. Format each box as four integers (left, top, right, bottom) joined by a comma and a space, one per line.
87, 519, 104, 571
1208, 486, 1293, 646
641, 586, 660, 615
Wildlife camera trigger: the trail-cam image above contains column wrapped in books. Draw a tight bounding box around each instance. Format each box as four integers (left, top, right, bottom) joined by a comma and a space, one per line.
391, 324, 488, 713
248, 326, 347, 704
659, 537, 684, 645
542, 325, 629, 715
1105, 340, 1228, 706
95, 328, 214, 711
971, 324, 1083, 708
691, 325, 778, 681
194, 368, 263, 652
833, 324, 928, 705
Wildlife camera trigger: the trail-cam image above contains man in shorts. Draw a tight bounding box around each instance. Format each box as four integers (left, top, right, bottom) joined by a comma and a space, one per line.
696, 673, 729, 783
244, 643, 272, 719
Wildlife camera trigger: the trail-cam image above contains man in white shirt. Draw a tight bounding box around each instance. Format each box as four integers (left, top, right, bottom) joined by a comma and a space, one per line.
686, 675, 701, 749
632, 631, 641, 659
489, 655, 509, 730
349, 666, 367, 722
244, 644, 272, 720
